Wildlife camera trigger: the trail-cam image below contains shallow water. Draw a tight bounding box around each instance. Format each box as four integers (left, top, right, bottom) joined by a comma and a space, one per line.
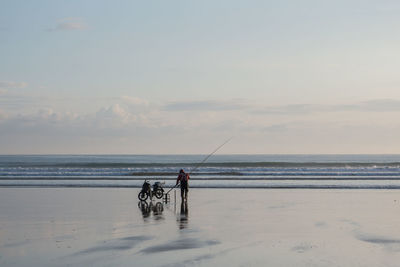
1, 188, 400, 266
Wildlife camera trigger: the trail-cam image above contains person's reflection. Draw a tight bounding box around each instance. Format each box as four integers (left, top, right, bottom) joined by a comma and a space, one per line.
178, 201, 189, 229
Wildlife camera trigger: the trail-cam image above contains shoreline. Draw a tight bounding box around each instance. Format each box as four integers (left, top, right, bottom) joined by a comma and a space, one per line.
3, 185, 400, 189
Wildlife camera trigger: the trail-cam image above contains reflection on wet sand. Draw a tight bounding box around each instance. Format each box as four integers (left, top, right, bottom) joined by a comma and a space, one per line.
74, 235, 153, 255
178, 201, 189, 229
138, 199, 188, 229
140, 237, 219, 254
138, 201, 164, 221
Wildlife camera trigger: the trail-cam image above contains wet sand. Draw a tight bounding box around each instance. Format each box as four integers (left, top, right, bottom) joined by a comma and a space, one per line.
1, 188, 400, 266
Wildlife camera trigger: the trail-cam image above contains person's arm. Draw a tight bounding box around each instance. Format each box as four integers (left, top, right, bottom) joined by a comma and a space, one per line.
176, 175, 180, 185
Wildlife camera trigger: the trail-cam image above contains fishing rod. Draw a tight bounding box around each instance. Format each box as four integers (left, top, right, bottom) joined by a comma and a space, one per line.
188, 137, 233, 175
165, 137, 233, 195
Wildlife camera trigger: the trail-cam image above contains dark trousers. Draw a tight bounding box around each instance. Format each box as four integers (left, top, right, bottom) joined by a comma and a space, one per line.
180, 180, 188, 199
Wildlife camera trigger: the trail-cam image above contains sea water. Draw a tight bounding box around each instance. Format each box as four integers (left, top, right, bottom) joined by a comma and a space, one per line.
1, 154, 400, 189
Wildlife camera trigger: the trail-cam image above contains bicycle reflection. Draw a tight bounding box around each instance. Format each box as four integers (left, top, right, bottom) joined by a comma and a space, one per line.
138, 201, 164, 221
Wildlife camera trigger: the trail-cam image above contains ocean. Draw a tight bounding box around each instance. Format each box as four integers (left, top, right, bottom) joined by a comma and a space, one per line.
2, 154, 400, 189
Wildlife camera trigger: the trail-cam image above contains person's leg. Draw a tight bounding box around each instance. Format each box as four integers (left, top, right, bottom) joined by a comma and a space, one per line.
180, 186, 184, 199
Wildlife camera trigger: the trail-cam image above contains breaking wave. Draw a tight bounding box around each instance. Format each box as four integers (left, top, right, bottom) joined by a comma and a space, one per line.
2, 154, 400, 189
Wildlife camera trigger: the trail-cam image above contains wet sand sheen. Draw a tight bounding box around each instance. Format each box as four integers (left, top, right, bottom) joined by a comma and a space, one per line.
1, 188, 400, 266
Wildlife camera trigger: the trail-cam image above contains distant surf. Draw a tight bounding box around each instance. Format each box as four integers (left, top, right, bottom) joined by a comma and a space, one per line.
2, 154, 400, 189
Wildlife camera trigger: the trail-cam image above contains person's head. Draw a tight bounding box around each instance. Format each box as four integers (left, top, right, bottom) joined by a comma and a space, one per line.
180, 169, 184, 173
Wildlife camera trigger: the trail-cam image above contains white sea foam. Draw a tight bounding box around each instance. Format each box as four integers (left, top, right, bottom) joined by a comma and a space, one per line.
2, 155, 400, 189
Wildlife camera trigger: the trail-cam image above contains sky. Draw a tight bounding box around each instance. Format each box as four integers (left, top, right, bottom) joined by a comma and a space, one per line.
1, 0, 400, 154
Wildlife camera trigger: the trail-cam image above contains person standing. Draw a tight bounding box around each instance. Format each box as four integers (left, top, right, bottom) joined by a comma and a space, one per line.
176, 169, 190, 200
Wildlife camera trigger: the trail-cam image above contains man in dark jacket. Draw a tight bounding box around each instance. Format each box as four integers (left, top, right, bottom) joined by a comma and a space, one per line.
176, 169, 190, 200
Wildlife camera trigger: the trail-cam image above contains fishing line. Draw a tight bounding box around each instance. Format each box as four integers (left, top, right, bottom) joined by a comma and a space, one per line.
165, 137, 233, 195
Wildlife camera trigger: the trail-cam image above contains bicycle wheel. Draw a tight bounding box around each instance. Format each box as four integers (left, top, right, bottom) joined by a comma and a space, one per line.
138, 191, 149, 201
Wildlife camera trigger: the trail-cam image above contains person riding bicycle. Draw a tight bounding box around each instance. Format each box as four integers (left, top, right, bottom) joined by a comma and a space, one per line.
176, 169, 190, 200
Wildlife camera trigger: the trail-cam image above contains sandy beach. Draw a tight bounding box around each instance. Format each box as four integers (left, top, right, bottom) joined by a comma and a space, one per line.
1, 188, 400, 266
3, 0, 400, 265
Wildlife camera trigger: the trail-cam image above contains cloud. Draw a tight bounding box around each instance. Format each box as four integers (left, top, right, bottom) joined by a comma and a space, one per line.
48, 18, 87, 32
97, 104, 129, 118
255, 99, 400, 115
263, 124, 288, 132
163, 99, 248, 111
96, 104, 134, 124
0, 81, 28, 89
0, 99, 237, 139
3, 96, 400, 153
325, 99, 400, 113
255, 104, 321, 115
121, 96, 149, 106
0, 93, 51, 112
355, 99, 400, 112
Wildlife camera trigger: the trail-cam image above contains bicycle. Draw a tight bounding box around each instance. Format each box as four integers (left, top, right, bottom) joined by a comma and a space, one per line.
138, 180, 165, 201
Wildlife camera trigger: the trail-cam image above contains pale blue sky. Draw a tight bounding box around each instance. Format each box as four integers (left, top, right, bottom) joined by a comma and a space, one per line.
2, 1, 400, 153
